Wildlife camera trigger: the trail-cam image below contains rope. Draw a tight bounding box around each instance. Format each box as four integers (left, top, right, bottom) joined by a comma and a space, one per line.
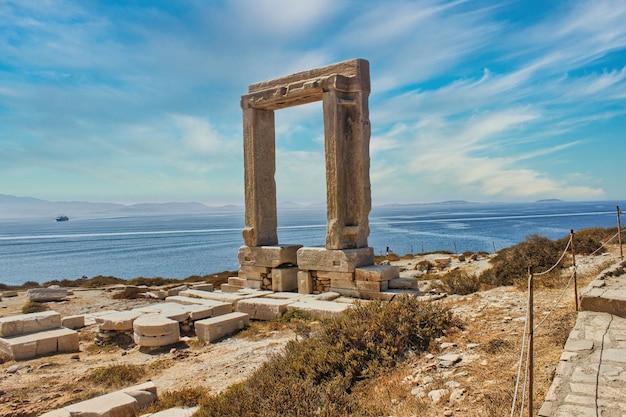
533, 268, 576, 332
510, 278, 530, 417
535, 235, 572, 276
589, 229, 622, 256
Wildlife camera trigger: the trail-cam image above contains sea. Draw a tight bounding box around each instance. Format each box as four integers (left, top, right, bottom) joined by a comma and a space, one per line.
0, 200, 624, 287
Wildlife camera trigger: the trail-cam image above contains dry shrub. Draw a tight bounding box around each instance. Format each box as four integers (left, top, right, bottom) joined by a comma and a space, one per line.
88, 364, 142, 388
479, 235, 564, 287
196, 295, 456, 417
143, 387, 210, 413
440, 270, 481, 295
22, 300, 49, 314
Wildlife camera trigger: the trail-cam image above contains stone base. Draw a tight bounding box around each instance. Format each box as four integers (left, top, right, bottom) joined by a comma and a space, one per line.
297, 247, 374, 273
238, 244, 302, 268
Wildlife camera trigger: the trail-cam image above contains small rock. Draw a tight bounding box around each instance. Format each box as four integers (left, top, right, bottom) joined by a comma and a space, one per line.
37, 363, 52, 370
428, 388, 449, 403
440, 342, 457, 349
170, 348, 177, 354
7, 364, 31, 374
445, 380, 461, 388
411, 387, 425, 398
444, 410, 454, 416
466, 343, 480, 349
71, 354, 80, 360
449, 388, 467, 404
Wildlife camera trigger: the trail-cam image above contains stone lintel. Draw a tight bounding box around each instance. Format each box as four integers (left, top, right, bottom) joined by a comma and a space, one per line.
355, 265, 400, 282
297, 247, 374, 273
248, 59, 370, 94
238, 245, 302, 268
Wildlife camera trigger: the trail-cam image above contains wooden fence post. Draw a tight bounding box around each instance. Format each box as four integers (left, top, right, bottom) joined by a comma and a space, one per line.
527, 265, 534, 417
571, 230, 579, 311
618, 206, 623, 260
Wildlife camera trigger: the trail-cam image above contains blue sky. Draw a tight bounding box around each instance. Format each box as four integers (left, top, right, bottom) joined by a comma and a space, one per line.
1, 0, 625, 205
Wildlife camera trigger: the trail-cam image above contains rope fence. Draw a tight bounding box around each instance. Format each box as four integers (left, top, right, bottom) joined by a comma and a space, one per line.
510, 206, 624, 417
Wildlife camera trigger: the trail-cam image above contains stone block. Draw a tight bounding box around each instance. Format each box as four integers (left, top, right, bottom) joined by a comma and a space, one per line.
195, 312, 250, 342
356, 280, 388, 292
121, 381, 158, 407
184, 304, 214, 321
237, 298, 293, 320
61, 314, 85, 329
165, 296, 232, 317
0, 327, 78, 360
239, 265, 272, 280
96, 310, 144, 331
238, 244, 302, 267
0, 311, 62, 337
228, 277, 247, 287
297, 247, 374, 273
298, 271, 314, 294
220, 283, 244, 293
271, 266, 299, 292
178, 289, 257, 309
192, 283, 214, 292
245, 279, 263, 290
389, 277, 418, 290
65, 391, 140, 417
135, 303, 189, 322
2, 291, 18, 297
133, 315, 180, 347
166, 285, 188, 297
354, 265, 399, 282
287, 300, 351, 320
134, 314, 180, 337
27, 288, 68, 302
330, 287, 397, 301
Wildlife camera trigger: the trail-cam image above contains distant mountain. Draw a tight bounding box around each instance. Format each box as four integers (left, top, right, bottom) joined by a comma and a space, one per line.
0, 194, 241, 220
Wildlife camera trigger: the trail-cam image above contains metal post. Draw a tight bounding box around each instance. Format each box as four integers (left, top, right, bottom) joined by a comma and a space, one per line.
618, 206, 623, 260
527, 265, 534, 417
571, 230, 579, 311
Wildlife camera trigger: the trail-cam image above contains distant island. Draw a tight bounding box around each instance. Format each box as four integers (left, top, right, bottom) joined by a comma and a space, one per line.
536, 199, 564, 203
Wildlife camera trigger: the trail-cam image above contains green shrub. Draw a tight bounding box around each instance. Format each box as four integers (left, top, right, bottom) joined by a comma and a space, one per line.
197, 295, 456, 416
555, 227, 614, 256
440, 270, 481, 295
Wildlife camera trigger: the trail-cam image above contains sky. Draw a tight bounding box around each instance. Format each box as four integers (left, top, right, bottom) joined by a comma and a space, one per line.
1, 0, 625, 206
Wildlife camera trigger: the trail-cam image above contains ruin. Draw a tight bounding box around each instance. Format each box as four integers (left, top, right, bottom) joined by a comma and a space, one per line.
231, 58, 402, 300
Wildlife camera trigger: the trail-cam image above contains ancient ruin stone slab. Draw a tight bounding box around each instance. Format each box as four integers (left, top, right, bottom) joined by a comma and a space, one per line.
0, 327, 78, 360
330, 288, 397, 301
96, 310, 144, 331
238, 265, 272, 280
0, 311, 62, 337
133, 314, 180, 337
27, 288, 68, 302
165, 296, 232, 316
287, 300, 350, 320
237, 298, 293, 321
65, 391, 140, 416
297, 247, 374, 273
355, 265, 399, 282
356, 280, 388, 292
195, 312, 250, 343
238, 245, 302, 267
297, 271, 314, 294
61, 315, 85, 330
389, 277, 419, 290
271, 266, 299, 292
220, 283, 245, 293
191, 283, 214, 292
135, 303, 189, 322
133, 314, 180, 347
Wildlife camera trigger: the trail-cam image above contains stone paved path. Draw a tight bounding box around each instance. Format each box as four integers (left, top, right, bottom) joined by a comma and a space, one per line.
539, 260, 626, 417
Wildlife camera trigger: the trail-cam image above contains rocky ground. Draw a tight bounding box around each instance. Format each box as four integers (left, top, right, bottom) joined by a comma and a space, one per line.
0, 248, 620, 417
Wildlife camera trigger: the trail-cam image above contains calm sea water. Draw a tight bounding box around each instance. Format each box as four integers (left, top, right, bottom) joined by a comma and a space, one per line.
0, 201, 623, 286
